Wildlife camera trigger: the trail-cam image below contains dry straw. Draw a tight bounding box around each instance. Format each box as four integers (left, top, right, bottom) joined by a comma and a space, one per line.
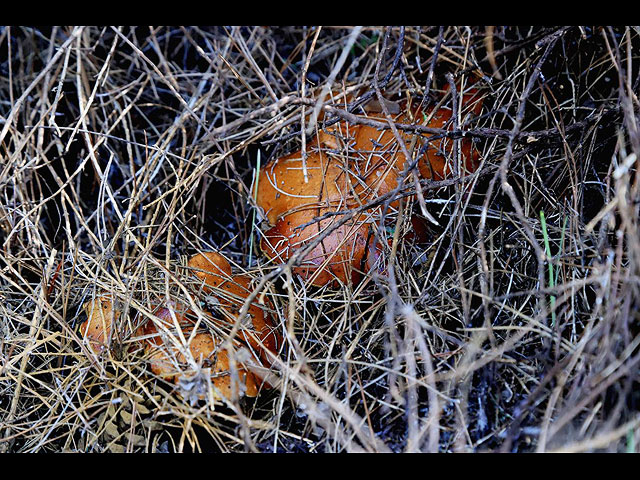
1, 26, 639, 452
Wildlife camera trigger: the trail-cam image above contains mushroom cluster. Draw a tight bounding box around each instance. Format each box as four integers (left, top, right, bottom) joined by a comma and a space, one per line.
79, 84, 483, 402
256, 86, 483, 287
80, 251, 282, 402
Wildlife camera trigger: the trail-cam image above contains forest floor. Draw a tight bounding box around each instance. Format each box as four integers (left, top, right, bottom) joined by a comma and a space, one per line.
1, 26, 639, 452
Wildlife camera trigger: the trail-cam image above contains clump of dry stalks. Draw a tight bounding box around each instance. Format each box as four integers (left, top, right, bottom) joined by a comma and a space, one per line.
1, 26, 639, 453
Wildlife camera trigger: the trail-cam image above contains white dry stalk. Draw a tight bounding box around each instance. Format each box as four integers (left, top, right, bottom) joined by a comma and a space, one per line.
304, 26, 363, 138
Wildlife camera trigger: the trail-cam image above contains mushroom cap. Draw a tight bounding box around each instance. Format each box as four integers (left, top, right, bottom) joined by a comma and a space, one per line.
187, 252, 281, 366
187, 251, 233, 293
209, 272, 281, 366
348, 88, 484, 181
80, 294, 120, 354
255, 86, 484, 288
142, 323, 260, 400
142, 293, 279, 388
255, 145, 396, 288
256, 149, 355, 226
210, 344, 260, 399
260, 208, 385, 287
141, 296, 265, 398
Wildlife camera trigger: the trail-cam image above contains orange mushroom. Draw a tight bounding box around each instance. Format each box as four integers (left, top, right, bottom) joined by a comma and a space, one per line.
79, 293, 121, 354
186, 250, 233, 291
139, 251, 282, 401
78, 251, 282, 402
260, 207, 384, 287
141, 316, 261, 400
256, 85, 484, 287
187, 251, 281, 366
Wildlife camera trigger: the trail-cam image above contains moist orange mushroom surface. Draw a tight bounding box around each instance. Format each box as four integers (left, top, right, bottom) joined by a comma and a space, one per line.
187, 251, 233, 293
256, 86, 484, 287
187, 252, 281, 365
78, 252, 281, 401
80, 294, 121, 354
138, 252, 282, 400
260, 208, 384, 287
142, 322, 261, 400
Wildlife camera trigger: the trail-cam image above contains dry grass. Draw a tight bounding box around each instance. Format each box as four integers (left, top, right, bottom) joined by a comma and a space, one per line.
1, 26, 639, 452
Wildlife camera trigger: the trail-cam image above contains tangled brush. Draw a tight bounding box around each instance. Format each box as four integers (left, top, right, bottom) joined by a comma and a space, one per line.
1, 26, 639, 452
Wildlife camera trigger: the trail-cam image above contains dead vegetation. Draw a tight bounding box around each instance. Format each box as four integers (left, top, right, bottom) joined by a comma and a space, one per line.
1, 26, 639, 452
